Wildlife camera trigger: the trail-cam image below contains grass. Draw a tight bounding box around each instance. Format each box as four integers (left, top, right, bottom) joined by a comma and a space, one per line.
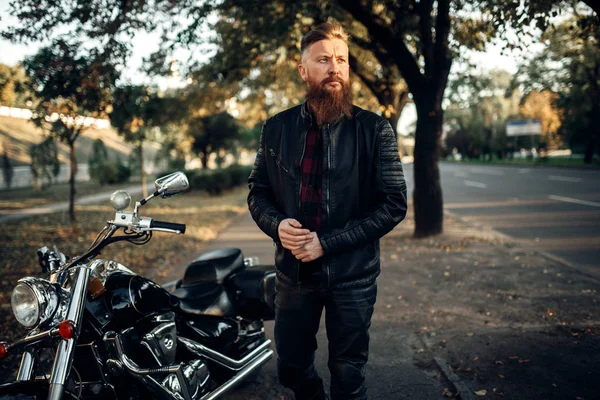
0, 185, 249, 381
0, 181, 146, 210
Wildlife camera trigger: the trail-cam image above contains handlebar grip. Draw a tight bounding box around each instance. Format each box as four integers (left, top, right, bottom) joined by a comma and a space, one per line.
150, 220, 186, 234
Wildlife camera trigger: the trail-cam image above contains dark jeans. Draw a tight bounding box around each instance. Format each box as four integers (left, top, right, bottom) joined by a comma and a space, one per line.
274, 276, 377, 400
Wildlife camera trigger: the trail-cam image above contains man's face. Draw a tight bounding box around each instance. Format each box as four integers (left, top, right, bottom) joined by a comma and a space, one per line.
298, 38, 350, 91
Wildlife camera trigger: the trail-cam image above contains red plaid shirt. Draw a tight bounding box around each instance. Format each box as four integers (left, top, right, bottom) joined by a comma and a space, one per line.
299, 123, 323, 281
300, 124, 323, 232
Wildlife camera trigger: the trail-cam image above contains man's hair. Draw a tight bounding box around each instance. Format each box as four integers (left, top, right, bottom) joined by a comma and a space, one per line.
300, 22, 349, 59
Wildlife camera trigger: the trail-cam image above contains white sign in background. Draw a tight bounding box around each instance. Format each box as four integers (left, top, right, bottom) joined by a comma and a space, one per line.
506, 119, 542, 137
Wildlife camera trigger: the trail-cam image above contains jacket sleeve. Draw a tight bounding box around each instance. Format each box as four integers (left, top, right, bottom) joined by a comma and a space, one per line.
247, 121, 287, 242
319, 120, 408, 254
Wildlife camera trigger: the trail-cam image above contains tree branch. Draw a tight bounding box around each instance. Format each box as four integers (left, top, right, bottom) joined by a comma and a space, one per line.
338, 0, 425, 92
433, 0, 452, 99
419, 0, 434, 80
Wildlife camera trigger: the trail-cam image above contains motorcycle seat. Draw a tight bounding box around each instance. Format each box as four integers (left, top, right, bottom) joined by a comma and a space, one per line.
226, 265, 276, 320
182, 248, 244, 286
171, 282, 235, 317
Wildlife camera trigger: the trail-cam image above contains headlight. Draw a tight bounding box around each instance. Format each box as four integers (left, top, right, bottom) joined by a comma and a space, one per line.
11, 278, 61, 329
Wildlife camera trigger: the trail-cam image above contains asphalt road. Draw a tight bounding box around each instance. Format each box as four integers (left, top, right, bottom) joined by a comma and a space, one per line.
403, 162, 600, 275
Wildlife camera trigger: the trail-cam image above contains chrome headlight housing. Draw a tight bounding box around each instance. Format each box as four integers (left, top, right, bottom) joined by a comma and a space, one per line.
11, 278, 63, 329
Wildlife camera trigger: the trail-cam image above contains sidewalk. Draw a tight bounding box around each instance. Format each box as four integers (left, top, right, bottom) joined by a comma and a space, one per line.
160, 209, 600, 399
0, 183, 155, 223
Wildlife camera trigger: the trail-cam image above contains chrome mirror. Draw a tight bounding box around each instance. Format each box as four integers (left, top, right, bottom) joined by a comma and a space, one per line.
155, 172, 190, 198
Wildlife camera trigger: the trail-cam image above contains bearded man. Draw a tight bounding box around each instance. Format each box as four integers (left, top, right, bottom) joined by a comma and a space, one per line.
247, 22, 407, 400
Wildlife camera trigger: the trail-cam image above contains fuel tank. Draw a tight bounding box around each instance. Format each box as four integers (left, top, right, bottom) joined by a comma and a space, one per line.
104, 273, 178, 323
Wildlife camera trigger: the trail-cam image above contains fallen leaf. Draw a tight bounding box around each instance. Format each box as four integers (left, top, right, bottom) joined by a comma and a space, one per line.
498, 374, 505, 379
466, 332, 474, 337
474, 389, 487, 396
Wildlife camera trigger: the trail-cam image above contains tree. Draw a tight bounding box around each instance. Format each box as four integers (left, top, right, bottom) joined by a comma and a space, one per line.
0, 64, 34, 107
30, 137, 59, 191
1, 140, 14, 189
189, 112, 240, 169
110, 85, 174, 196
519, 90, 563, 150
23, 39, 117, 224
444, 69, 520, 159
513, 12, 600, 161
4, 0, 595, 235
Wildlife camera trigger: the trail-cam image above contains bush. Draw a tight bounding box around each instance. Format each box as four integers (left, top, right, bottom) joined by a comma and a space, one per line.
187, 165, 252, 196
226, 164, 252, 187
89, 140, 131, 185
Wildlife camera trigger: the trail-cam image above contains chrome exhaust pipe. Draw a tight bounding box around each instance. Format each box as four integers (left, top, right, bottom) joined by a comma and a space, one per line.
179, 337, 271, 371
200, 349, 273, 400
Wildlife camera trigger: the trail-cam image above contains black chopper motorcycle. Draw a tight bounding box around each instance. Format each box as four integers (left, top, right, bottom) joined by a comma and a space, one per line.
0, 172, 276, 400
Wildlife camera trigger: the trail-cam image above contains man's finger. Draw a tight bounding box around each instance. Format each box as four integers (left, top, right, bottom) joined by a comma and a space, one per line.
281, 233, 312, 243
283, 226, 311, 236
288, 219, 302, 228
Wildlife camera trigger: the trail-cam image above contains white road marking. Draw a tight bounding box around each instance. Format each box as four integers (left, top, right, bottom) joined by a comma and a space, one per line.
517, 168, 530, 174
548, 195, 600, 208
464, 180, 487, 189
548, 175, 582, 183
469, 169, 505, 176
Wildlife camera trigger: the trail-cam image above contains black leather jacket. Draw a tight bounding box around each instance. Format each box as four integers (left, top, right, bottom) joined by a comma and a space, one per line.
248, 103, 407, 288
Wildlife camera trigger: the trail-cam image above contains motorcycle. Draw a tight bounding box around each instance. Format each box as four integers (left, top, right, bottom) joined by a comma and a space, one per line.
0, 172, 276, 400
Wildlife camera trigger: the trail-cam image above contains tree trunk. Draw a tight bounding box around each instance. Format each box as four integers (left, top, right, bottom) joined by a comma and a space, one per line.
139, 142, 147, 197
201, 151, 209, 169
413, 96, 444, 237
68, 141, 77, 225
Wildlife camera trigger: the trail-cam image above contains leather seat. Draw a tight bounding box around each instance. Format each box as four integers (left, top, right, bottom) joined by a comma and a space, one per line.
171, 282, 235, 317
182, 248, 244, 286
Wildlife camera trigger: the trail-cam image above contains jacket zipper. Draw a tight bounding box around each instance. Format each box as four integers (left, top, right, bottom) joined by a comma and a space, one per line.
325, 124, 331, 288
296, 130, 308, 285
268, 148, 289, 174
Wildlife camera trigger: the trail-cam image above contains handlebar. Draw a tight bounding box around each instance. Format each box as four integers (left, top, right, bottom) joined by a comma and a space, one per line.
150, 220, 186, 234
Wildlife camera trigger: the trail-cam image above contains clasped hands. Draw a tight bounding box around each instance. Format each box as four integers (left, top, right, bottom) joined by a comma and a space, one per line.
277, 218, 324, 262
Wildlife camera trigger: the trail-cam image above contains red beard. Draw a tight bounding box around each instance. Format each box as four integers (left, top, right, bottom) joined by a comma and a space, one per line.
305, 75, 353, 125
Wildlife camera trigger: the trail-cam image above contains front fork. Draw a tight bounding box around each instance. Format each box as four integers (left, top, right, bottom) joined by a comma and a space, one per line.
16, 267, 91, 400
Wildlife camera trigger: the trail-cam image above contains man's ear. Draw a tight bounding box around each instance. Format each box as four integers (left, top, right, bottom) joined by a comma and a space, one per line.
298, 63, 308, 82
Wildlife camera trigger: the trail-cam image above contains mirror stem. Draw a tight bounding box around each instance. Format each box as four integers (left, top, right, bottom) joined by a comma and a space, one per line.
133, 189, 163, 214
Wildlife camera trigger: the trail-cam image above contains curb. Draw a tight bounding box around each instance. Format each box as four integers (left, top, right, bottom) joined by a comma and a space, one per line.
418, 333, 477, 400
442, 209, 600, 283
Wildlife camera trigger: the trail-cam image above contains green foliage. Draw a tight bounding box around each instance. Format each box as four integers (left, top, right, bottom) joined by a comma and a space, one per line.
22, 38, 119, 222
189, 112, 240, 169
513, 14, 600, 161
29, 137, 60, 190
189, 165, 252, 196
444, 69, 520, 158
88, 139, 131, 185
2, 146, 14, 189
0, 64, 34, 107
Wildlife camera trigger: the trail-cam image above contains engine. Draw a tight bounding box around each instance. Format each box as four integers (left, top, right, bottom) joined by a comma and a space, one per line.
105, 312, 210, 400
